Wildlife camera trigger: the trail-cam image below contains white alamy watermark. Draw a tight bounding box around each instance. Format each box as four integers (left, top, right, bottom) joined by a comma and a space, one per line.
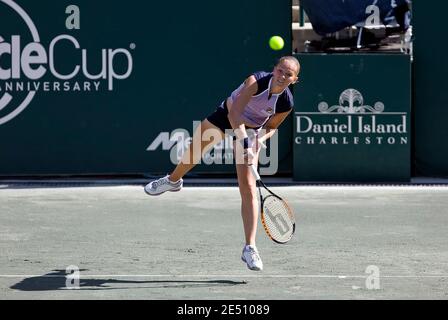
365, 3, 381, 28
365, 1, 401, 28
147, 121, 280, 175
365, 265, 381, 290
65, 265, 80, 289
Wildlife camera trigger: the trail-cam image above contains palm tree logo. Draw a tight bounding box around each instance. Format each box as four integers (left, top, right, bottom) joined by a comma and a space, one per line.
318, 89, 384, 114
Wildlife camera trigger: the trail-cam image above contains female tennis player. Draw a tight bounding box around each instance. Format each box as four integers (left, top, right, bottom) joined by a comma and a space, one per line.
145, 56, 300, 271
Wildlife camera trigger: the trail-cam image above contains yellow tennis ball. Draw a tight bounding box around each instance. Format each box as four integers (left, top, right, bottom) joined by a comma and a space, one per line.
269, 36, 284, 51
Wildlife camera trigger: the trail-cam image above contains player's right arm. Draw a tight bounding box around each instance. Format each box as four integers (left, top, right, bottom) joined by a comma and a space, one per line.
227, 75, 258, 142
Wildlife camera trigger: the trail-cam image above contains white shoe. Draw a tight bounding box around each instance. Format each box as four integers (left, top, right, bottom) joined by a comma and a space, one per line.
144, 175, 183, 196
241, 245, 263, 271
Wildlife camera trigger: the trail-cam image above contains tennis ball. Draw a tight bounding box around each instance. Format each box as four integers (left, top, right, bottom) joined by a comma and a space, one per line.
269, 36, 284, 51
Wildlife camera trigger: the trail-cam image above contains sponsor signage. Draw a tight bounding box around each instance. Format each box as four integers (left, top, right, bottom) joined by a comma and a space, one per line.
0, 0, 292, 176
293, 54, 411, 182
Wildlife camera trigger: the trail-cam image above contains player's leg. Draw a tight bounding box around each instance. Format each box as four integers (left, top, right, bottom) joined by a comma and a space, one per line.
236, 144, 263, 271
144, 119, 224, 196
236, 160, 259, 246
169, 119, 224, 181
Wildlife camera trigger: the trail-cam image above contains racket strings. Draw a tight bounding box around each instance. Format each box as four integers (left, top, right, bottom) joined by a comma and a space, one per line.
262, 196, 295, 243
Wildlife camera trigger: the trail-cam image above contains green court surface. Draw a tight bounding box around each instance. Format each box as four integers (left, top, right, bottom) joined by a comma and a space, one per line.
0, 184, 447, 299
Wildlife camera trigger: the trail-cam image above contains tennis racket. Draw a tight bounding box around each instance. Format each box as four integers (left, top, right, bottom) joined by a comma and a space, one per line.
249, 165, 296, 244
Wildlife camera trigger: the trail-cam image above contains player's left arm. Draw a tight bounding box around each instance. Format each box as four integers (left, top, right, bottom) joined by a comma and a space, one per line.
258, 109, 292, 144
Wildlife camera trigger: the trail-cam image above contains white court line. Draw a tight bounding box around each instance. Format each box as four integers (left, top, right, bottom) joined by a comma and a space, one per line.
1, 274, 448, 279
172, 186, 448, 191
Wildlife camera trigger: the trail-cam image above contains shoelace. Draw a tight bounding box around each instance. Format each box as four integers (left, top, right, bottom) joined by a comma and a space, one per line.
247, 248, 260, 262
152, 178, 169, 189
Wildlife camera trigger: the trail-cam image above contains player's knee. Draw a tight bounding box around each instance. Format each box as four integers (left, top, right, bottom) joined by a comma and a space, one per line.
239, 182, 257, 200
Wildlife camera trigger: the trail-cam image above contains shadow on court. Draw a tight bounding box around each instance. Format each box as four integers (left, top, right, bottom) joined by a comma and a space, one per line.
0, 182, 141, 190
10, 270, 246, 291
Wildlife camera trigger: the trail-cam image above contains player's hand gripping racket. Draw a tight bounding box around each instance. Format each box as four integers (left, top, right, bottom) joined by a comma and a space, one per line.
249, 165, 296, 244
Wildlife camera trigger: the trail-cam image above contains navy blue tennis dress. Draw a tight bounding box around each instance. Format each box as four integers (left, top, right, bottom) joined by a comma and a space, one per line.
207, 71, 294, 133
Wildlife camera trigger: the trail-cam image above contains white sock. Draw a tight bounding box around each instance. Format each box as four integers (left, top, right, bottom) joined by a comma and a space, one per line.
168, 176, 180, 184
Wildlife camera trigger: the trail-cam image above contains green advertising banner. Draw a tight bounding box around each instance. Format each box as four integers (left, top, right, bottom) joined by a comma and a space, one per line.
293, 53, 411, 182
413, 1, 448, 177
0, 0, 292, 176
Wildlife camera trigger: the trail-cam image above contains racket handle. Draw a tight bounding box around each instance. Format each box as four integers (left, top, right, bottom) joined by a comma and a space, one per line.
249, 165, 261, 181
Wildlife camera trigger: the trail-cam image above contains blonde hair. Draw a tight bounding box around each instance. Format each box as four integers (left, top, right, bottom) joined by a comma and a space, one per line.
276, 56, 301, 75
